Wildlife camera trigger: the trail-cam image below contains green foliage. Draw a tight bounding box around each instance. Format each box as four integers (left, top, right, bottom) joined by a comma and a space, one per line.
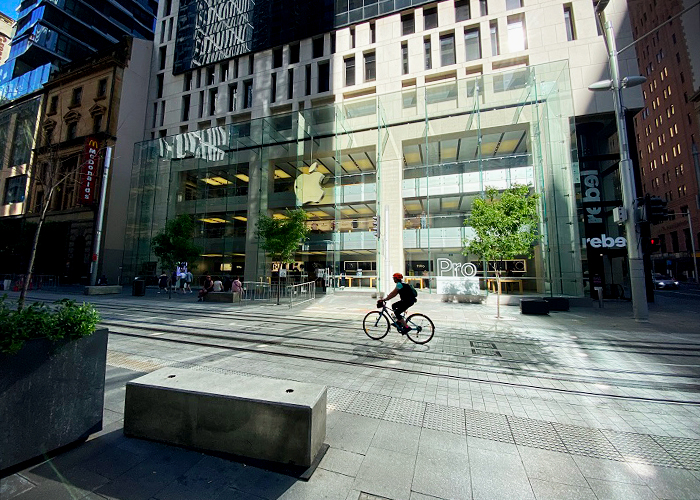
0, 296, 101, 355
151, 214, 202, 272
463, 184, 540, 266
256, 209, 310, 263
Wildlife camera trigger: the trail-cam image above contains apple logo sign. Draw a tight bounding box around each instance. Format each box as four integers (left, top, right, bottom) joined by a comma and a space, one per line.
294, 161, 325, 204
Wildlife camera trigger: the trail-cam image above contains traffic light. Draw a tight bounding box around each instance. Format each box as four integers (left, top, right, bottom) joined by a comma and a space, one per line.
643, 236, 661, 253
371, 216, 380, 238
645, 195, 669, 224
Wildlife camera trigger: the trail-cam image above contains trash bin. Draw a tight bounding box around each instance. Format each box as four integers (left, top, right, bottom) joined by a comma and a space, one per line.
132, 278, 146, 296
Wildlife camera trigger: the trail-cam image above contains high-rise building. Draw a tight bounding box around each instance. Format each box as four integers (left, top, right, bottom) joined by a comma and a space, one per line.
0, 11, 14, 65
629, 0, 700, 281
121, 0, 646, 298
0, 0, 158, 102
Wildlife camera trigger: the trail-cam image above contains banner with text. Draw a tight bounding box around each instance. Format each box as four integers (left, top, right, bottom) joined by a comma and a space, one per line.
78, 137, 100, 205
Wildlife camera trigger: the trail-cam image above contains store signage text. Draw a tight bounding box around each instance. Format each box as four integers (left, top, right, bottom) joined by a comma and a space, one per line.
437, 258, 477, 277
582, 234, 627, 248
581, 169, 602, 224
79, 137, 99, 205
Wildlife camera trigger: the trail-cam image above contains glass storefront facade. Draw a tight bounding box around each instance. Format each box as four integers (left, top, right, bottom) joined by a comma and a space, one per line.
123, 60, 584, 296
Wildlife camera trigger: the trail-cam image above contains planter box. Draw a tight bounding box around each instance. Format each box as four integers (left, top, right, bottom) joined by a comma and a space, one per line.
0, 328, 108, 473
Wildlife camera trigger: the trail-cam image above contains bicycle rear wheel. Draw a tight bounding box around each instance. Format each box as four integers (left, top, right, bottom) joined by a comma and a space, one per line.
405, 313, 434, 344
363, 311, 390, 340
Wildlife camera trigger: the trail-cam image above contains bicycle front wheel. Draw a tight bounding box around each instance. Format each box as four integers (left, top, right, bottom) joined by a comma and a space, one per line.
363, 311, 390, 340
405, 313, 434, 344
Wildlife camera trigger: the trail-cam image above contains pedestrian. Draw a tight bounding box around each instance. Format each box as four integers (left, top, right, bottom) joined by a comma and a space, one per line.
212, 277, 224, 292
171, 270, 178, 292
158, 272, 168, 293
232, 276, 243, 302
184, 270, 193, 293
197, 275, 214, 301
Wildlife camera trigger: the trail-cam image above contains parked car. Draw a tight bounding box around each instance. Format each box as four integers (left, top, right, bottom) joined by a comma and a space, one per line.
653, 274, 680, 290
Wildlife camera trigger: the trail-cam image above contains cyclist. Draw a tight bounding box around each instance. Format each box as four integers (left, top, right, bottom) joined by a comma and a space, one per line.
379, 272, 417, 334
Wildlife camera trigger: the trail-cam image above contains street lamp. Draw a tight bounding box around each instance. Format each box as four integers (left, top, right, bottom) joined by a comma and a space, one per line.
589, 1, 649, 321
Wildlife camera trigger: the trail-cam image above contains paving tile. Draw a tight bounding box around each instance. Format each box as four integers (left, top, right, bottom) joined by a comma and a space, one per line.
412, 445, 471, 500
325, 412, 381, 455
586, 478, 659, 500
467, 436, 518, 455
226, 465, 296, 500
418, 428, 468, 457
637, 465, 700, 499
78, 446, 149, 480
0, 474, 35, 499
278, 468, 355, 500
370, 420, 422, 456
469, 447, 534, 500
410, 492, 446, 500
319, 448, 365, 477
529, 478, 597, 500
518, 446, 588, 487
353, 446, 415, 500
571, 455, 645, 484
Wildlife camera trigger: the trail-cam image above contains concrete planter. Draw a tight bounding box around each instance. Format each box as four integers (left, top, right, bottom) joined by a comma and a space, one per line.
0, 328, 108, 473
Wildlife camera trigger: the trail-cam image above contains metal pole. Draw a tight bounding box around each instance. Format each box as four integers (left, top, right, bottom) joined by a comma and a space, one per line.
603, 20, 649, 321
682, 212, 699, 284
89, 146, 112, 286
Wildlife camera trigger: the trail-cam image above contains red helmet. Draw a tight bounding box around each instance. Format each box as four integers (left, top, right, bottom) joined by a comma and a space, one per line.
392, 273, 403, 280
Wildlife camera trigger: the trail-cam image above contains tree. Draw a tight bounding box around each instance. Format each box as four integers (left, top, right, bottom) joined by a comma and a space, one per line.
151, 214, 202, 299
462, 184, 540, 318
256, 208, 310, 305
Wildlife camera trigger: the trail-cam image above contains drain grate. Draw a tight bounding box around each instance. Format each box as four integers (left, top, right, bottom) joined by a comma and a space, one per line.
553, 423, 623, 461
471, 341, 498, 350
424, 403, 466, 435
653, 436, 700, 470
471, 348, 502, 356
465, 408, 514, 443
602, 430, 682, 467
507, 416, 567, 452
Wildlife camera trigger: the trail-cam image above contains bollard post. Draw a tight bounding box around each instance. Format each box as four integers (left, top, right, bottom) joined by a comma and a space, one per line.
594, 286, 604, 308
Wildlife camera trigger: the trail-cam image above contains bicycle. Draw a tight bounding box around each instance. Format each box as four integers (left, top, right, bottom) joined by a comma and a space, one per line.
363, 300, 435, 344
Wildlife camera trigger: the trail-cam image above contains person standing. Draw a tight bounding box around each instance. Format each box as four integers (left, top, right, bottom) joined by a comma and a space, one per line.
232, 276, 243, 302
184, 270, 193, 293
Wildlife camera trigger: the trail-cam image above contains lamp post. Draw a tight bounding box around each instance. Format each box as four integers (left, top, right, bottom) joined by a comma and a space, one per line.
679, 212, 699, 284
589, 1, 648, 321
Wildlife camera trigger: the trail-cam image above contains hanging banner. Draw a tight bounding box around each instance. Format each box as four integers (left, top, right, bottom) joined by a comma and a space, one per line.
78, 137, 100, 205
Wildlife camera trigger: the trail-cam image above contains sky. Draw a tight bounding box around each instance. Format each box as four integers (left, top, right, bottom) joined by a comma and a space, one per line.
0, 0, 17, 19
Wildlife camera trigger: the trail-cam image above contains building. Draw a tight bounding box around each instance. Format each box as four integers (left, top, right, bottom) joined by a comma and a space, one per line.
122, 0, 644, 298
629, 0, 700, 281
0, 38, 152, 284
0, 11, 14, 65
0, 0, 158, 102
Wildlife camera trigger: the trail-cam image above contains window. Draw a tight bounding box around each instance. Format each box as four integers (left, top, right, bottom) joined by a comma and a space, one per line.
564, 5, 576, 41
207, 66, 215, 85
490, 21, 499, 56
465, 27, 481, 61
270, 73, 277, 102
480, 0, 488, 16
305, 65, 312, 95
455, 0, 470, 21
3, 175, 26, 204
370, 22, 376, 43
198, 91, 204, 118
273, 47, 283, 69
209, 88, 217, 115
71, 87, 82, 106
97, 78, 107, 97
184, 72, 192, 91
159, 46, 166, 70
287, 69, 294, 99
402, 13, 415, 36
156, 74, 164, 98
248, 55, 254, 75
160, 20, 165, 44
182, 94, 190, 120
350, 27, 356, 48
507, 15, 527, 52
163, 0, 171, 16
440, 33, 456, 66
93, 114, 103, 134
506, 0, 523, 9
66, 121, 77, 140
424, 7, 438, 30
168, 18, 173, 41
345, 57, 355, 86
243, 80, 253, 108
228, 84, 237, 112
313, 36, 324, 58
49, 95, 58, 114
424, 37, 432, 69
220, 62, 228, 81
289, 43, 300, 64
364, 52, 376, 81
401, 43, 409, 74
331, 32, 336, 53
318, 61, 330, 92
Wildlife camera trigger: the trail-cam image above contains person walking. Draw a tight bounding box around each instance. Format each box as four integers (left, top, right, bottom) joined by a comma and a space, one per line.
158, 272, 168, 293
184, 270, 193, 293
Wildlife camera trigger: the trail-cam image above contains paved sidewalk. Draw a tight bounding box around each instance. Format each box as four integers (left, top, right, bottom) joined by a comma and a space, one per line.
2, 288, 700, 499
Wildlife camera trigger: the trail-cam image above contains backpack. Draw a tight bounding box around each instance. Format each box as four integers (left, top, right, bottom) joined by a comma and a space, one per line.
399, 281, 418, 301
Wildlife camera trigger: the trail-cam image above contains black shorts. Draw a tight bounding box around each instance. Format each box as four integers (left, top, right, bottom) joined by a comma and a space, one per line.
392, 299, 415, 317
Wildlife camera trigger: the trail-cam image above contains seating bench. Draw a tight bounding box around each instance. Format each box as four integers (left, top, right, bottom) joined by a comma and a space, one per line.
84, 285, 122, 295
203, 292, 233, 302
123, 368, 327, 468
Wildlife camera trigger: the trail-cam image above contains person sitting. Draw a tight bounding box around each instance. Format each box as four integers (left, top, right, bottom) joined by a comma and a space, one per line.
197, 275, 214, 301
212, 277, 223, 292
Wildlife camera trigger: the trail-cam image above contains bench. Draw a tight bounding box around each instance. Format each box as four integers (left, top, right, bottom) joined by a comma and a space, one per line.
203, 292, 233, 302
123, 368, 327, 469
84, 285, 123, 295
520, 298, 550, 315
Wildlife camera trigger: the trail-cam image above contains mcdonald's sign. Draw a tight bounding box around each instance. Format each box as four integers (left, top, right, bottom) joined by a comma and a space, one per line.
79, 137, 100, 205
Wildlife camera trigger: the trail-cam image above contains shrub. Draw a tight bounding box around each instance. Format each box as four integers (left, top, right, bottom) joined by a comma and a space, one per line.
0, 296, 101, 355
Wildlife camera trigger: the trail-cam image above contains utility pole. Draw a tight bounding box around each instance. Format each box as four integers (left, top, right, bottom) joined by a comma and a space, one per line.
89, 146, 112, 286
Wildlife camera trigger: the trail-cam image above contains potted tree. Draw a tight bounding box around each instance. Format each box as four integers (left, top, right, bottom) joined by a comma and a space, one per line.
151, 214, 202, 299
0, 297, 105, 473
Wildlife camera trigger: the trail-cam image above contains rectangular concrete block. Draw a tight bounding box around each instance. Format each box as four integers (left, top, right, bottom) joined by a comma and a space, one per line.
123, 368, 326, 468
84, 285, 123, 295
